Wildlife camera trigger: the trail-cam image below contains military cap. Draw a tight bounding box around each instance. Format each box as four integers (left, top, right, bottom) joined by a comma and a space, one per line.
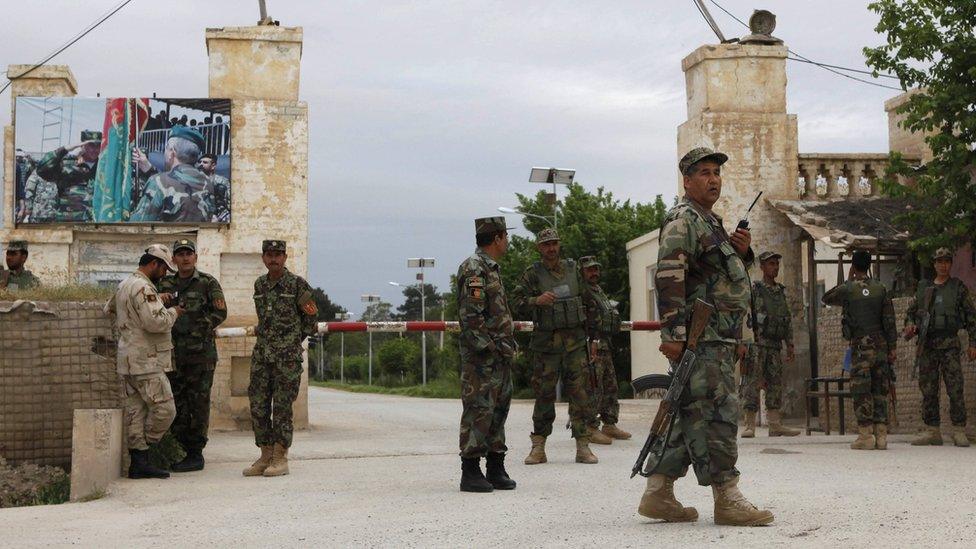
145, 244, 177, 272
933, 247, 953, 261
679, 146, 729, 175
6, 240, 28, 253
173, 238, 196, 253
80, 130, 102, 142
475, 216, 510, 235
169, 125, 206, 152
579, 255, 601, 269
262, 240, 287, 253
758, 251, 782, 262
851, 249, 872, 270
536, 228, 560, 244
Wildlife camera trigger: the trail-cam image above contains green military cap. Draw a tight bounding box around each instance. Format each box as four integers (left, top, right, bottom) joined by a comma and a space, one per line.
173, 238, 196, 253
679, 146, 729, 175
536, 228, 560, 244
80, 130, 102, 142
169, 125, 206, 151
758, 251, 782, 262
6, 240, 28, 253
579, 255, 601, 269
262, 240, 286, 253
475, 216, 511, 235
933, 247, 953, 261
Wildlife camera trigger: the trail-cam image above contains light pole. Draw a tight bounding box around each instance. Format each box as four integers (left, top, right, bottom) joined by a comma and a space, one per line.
335, 312, 351, 383
361, 294, 381, 385
391, 256, 436, 386
528, 166, 575, 231
498, 206, 556, 229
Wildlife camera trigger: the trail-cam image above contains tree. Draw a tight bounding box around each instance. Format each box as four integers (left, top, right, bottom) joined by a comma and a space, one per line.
360, 301, 393, 322
864, 0, 976, 254
377, 338, 421, 382
394, 283, 440, 320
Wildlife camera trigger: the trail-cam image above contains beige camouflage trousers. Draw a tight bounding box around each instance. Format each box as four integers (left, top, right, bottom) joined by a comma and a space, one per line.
123, 372, 176, 450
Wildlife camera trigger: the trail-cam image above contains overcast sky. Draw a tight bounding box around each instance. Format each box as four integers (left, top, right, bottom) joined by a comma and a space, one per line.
0, 0, 902, 315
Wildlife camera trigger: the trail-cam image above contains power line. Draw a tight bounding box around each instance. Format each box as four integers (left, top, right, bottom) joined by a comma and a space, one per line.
0, 0, 137, 96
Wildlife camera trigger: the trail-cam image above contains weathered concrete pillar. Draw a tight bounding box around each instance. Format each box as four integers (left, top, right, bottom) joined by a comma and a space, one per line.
70, 409, 123, 502
885, 90, 932, 163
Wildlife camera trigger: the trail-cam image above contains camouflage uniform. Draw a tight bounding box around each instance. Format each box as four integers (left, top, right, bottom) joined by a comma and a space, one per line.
130, 164, 215, 223
22, 171, 59, 223
209, 173, 231, 223
250, 241, 318, 449
740, 279, 792, 412
1, 241, 40, 291
584, 277, 622, 427
34, 143, 98, 223
905, 277, 976, 427
822, 277, 897, 425
157, 240, 227, 453
654, 196, 754, 486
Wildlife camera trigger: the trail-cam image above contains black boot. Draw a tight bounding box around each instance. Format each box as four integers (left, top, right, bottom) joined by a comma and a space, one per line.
485, 452, 517, 490
128, 449, 170, 479
170, 449, 205, 473
460, 457, 493, 493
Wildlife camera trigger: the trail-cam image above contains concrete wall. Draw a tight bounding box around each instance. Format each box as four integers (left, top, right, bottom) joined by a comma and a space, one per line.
626, 231, 669, 380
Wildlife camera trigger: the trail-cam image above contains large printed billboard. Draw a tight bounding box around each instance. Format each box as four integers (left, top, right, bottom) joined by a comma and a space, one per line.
14, 97, 231, 224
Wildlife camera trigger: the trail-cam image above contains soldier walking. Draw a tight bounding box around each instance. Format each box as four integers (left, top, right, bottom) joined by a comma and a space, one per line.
739, 251, 799, 437
904, 247, 976, 447
104, 245, 183, 479
455, 217, 518, 492
822, 250, 897, 450
1, 241, 41, 291
243, 240, 319, 478
579, 256, 631, 441
638, 147, 773, 526
157, 239, 228, 471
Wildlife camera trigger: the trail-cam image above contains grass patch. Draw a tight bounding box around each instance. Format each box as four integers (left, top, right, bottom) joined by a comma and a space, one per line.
0, 284, 114, 303
311, 376, 462, 399
0, 458, 70, 508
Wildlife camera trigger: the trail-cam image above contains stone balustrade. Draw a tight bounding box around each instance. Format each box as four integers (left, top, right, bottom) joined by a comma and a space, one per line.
797, 153, 921, 200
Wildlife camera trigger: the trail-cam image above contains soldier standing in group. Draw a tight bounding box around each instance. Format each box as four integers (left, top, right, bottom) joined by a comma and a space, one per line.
579, 255, 632, 441
1, 241, 41, 291
904, 247, 976, 447
639, 147, 772, 526
33, 130, 101, 222
822, 250, 897, 450
157, 239, 228, 472
455, 217, 518, 493
131, 126, 214, 223
512, 228, 606, 466
243, 240, 319, 478
739, 251, 800, 438
105, 245, 183, 479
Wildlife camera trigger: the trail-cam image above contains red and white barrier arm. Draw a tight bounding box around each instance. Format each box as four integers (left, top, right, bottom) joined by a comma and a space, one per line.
215, 320, 661, 338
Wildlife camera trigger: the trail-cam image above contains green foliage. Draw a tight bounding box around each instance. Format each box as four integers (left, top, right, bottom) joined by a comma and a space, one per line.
394, 283, 440, 321
311, 371, 461, 399
377, 337, 421, 381
864, 0, 976, 253
338, 354, 369, 381
0, 458, 70, 508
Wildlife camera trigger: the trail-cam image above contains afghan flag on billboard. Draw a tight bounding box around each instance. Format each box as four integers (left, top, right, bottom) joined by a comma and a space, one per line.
92, 98, 149, 222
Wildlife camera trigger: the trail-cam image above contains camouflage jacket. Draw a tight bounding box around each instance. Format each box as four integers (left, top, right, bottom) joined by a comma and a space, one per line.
656, 197, 755, 345
904, 277, 976, 349
210, 174, 231, 223
130, 164, 215, 223
511, 258, 598, 353
822, 277, 897, 351
0, 269, 40, 291
589, 283, 621, 350
34, 147, 96, 222
456, 248, 515, 362
752, 279, 792, 347
157, 269, 227, 366
253, 269, 319, 361
23, 172, 59, 223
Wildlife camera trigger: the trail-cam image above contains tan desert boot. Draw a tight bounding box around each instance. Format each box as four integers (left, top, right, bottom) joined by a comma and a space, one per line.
740, 410, 756, 438
242, 445, 273, 477
711, 477, 774, 526
851, 424, 876, 450
952, 426, 970, 447
767, 410, 800, 437
575, 437, 598, 464
587, 426, 613, 445
524, 434, 548, 465
263, 443, 290, 477
601, 423, 632, 440
910, 426, 943, 446
874, 424, 888, 450
638, 474, 699, 522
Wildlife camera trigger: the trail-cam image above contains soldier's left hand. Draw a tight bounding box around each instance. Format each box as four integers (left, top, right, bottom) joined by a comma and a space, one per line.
729, 228, 751, 256
967, 347, 976, 361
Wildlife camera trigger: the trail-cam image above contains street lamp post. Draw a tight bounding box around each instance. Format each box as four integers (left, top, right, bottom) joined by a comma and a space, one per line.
335, 312, 351, 383
498, 206, 555, 229
392, 255, 436, 386
528, 166, 575, 231
361, 294, 381, 385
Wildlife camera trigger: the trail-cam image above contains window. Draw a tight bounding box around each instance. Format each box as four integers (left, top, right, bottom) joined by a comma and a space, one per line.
646, 266, 659, 321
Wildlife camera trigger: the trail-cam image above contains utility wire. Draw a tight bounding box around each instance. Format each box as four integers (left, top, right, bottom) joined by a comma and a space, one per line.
0, 0, 137, 95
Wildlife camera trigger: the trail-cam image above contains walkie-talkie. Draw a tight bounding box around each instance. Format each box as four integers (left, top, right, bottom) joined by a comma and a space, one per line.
736, 191, 763, 231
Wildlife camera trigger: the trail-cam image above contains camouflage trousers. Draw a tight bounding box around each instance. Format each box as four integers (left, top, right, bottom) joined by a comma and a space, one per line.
918, 346, 967, 427
530, 347, 596, 439
587, 348, 620, 427
739, 343, 785, 412
123, 372, 176, 451
655, 342, 739, 487
459, 355, 513, 458
849, 340, 890, 426
249, 356, 303, 448
166, 360, 216, 452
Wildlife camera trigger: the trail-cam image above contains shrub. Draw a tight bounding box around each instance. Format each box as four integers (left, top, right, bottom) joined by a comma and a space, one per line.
377, 338, 421, 381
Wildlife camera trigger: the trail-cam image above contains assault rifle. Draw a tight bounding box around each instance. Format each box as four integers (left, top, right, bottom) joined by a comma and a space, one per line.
630, 299, 715, 478
907, 285, 935, 380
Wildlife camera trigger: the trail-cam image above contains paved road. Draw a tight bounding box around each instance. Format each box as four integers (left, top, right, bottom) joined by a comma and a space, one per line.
3, 387, 975, 547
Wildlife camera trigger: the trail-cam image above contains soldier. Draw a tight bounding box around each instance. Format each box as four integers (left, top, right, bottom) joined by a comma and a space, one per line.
579, 255, 632, 441
199, 153, 231, 223
822, 250, 897, 450
243, 240, 319, 478
157, 238, 228, 471
904, 247, 976, 447
1, 241, 41, 291
104, 244, 183, 479
739, 251, 800, 438
512, 228, 605, 466
22, 170, 59, 224
33, 130, 101, 222
455, 216, 518, 493
131, 126, 214, 223
639, 147, 773, 526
